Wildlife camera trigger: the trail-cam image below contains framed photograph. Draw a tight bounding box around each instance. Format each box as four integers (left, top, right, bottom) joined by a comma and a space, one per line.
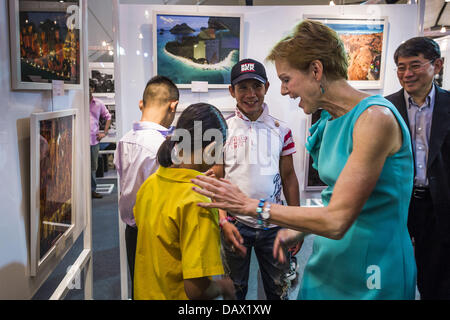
304, 110, 327, 192
30, 109, 77, 276
303, 15, 388, 89
89, 62, 114, 94
153, 11, 243, 89
9, 0, 83, 90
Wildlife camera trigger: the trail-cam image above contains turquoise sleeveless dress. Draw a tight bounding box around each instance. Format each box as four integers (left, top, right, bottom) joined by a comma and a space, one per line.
300, 95, 417, 300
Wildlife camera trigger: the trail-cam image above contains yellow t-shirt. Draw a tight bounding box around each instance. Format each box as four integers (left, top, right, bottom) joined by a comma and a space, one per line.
133, 166, 224, 300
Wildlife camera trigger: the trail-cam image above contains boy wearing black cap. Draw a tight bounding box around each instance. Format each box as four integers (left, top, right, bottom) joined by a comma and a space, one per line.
215, 58, 300, 299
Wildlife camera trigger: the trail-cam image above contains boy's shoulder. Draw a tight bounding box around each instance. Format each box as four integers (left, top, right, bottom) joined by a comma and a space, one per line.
120, 125, 165, 141
225, 112, 237, 123
262, 107, 290, 127
118, 127, 165, 154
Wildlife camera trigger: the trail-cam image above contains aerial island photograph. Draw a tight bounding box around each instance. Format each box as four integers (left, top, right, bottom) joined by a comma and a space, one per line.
155, 13, 241, 86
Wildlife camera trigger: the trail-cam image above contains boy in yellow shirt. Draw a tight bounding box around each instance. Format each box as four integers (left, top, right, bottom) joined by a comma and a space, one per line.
133, 103, 234, 300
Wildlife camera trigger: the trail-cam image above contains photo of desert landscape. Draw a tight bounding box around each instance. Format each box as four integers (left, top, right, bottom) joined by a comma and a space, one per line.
331, 23, 384, 81
305, 17, 386, 86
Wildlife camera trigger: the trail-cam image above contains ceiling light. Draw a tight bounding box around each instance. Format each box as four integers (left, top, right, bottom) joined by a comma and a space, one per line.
102, 41, 107, 47
441, 26, 447, 33
329, 1, 336, 5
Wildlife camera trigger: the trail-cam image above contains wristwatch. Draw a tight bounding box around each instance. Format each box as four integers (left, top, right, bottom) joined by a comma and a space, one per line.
261, 202, 271, 221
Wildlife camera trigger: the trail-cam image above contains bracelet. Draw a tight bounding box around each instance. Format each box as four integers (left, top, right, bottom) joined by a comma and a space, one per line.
219, 216, 234, 228
256, 198, 265, 228
262, 202, 271, 230
219, 218, 229, 228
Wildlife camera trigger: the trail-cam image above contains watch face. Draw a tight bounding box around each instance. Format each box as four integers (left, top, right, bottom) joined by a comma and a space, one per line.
261, 211, 270, 220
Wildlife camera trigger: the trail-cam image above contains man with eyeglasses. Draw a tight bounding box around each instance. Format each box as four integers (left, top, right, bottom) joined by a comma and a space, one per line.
386, 37, 450, 300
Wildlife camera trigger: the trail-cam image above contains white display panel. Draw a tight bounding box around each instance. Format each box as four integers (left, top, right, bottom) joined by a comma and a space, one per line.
0, 0, 91, 299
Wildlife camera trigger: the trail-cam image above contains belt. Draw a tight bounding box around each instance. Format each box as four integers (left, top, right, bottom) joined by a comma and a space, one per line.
412, 187, 430, 200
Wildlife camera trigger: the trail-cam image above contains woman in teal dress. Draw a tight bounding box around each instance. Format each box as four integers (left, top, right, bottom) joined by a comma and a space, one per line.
191, 20, 416, 299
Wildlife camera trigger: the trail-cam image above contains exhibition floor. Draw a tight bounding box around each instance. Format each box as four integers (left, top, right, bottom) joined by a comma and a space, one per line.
33, 178, 122, 300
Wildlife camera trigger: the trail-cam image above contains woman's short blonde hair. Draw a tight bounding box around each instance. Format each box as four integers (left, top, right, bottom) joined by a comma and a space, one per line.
266, 20, 348, 81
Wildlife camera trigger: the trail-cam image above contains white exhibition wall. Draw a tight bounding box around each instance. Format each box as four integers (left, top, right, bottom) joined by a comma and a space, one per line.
116, 3, 419, 199
0, 0, 90, 299
435, 35, 450, 90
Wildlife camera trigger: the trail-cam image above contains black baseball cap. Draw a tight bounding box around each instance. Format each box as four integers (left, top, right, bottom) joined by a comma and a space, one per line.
231, 58, 268, 86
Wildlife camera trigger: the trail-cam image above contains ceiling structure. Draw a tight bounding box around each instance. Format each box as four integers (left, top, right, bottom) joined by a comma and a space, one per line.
423, 0, 450, 36
117, 0, 450, 35
88, 0, 450, 62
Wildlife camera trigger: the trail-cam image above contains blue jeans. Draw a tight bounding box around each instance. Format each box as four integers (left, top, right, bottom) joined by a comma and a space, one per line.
221, 221, 289, 300
90, 144, 99, 192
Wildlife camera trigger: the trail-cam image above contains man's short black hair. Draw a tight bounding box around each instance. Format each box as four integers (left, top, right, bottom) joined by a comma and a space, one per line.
142, 75, 179, 106
394, 37, 441, 65
89, 79, 96, 90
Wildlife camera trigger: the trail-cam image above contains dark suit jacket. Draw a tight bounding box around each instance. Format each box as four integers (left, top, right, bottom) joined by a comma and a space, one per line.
386, 85, 450, 241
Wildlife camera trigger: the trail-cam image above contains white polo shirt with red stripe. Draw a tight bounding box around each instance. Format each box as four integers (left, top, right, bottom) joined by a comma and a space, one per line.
224, 103, 296, 229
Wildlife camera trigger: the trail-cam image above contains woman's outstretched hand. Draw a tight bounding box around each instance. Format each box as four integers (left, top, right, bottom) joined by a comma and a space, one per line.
191, 175, 258, 216
273, 229, 305, 264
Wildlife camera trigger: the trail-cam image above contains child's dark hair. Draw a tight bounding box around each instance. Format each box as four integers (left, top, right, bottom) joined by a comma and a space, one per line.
142, 75, 179, 106
157, 103, 227, 167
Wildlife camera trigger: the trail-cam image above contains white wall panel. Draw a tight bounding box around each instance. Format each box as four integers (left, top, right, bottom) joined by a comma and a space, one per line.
0, 0, 90, 299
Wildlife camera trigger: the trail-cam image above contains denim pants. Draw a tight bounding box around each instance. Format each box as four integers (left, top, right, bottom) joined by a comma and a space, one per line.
125, 224, 138, 299
221, 221, 289, 300
90, 144, 99, 192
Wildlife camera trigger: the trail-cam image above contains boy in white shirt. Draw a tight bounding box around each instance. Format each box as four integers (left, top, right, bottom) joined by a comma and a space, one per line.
214, 59, 300, 300
114, 76, 179, 297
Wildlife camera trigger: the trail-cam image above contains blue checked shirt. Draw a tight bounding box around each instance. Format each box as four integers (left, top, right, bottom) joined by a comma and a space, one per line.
403, 85, 435, 187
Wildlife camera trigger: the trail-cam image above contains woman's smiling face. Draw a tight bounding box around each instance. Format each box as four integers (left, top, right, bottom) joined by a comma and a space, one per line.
275, 59, 320, 115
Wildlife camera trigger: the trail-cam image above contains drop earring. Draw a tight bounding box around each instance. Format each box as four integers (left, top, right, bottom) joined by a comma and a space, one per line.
320, 84, 325, 94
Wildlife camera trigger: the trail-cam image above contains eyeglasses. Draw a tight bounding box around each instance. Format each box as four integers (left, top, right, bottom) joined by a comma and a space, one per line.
395, 60, 435, 74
